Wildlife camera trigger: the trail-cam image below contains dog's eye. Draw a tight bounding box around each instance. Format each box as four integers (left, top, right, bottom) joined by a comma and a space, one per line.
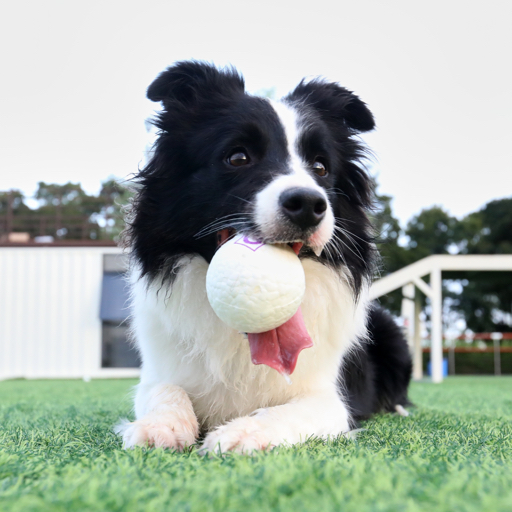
227, 150, 250, 167
312, 160, 328, 177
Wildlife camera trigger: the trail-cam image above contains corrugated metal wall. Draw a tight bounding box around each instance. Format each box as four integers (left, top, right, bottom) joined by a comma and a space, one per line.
0, 247, 139, 380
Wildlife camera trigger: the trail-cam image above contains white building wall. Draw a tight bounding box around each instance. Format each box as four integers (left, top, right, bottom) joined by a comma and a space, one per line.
0, 247, 139, 380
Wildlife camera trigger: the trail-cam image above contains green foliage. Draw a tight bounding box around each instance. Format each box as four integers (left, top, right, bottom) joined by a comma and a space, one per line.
97, 179, 134, 240
1, 378, 511, 512
461, 198, 512, 255
371, 191, 413, 313
371, 193, 407, 270
374, 195, 512, 331
35, 182, 89, 208
1, 179, 133, 242
0, 190, 31, 214
452, 273, 512, 332
405, 206, 459, 258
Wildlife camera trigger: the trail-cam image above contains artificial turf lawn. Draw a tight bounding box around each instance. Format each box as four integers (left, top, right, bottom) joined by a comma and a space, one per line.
1, 377, 511, 512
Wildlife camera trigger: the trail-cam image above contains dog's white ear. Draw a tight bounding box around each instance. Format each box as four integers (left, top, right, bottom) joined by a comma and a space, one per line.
286, 79, 375, 133
147, 61, 245, 106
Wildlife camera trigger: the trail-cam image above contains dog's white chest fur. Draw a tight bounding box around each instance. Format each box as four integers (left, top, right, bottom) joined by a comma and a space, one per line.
130, 256, 369, 430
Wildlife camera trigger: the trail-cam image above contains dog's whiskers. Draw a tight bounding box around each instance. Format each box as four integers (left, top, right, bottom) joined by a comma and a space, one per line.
194, 214, 250, 239
333, 223, 368, 245
227, 194, 253, 206
323, 234, 348, 268
333, 227, 368, 266
326, 187, 350, 200
330, 232, 369, 271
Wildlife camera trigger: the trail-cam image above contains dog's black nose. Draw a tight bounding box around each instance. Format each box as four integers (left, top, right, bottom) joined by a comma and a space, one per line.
279, 187, 327, 230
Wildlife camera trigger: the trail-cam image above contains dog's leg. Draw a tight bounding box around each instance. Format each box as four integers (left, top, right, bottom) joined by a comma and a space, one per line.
115, 383, 199, 450
394, 404, 410, 417
201, 389, 349, 454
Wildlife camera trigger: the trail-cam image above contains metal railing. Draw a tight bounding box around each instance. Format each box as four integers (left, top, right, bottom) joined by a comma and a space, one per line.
422, 333, 512, 375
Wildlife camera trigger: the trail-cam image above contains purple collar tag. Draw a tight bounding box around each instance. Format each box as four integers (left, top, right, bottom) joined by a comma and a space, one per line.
234, 235, 265, 252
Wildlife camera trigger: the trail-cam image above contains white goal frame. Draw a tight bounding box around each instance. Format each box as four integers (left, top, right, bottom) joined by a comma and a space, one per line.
369, 255, 512, 383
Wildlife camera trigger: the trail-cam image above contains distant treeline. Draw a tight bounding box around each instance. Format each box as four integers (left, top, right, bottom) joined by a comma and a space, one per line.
0, 179, 132, 242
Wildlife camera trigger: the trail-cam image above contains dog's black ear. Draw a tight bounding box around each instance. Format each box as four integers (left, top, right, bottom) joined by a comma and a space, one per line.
147, 61, 245, 105
286, 79, 375, 133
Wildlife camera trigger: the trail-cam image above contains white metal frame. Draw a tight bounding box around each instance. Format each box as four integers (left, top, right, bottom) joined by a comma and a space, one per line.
370, 255, 512, 383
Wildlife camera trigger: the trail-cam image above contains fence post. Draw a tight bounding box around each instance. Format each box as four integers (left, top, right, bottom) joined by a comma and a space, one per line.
491, 333, 502, 376
430, 266, 443, 383
401, 282, 415, 349
413, 292, 423, 380
448, 337, 456, 375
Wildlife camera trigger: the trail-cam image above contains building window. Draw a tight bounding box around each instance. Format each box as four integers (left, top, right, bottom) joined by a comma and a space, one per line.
100, 254, 140, 368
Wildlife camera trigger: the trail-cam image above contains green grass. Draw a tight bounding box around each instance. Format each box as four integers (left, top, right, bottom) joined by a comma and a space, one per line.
1, 377, 511, 512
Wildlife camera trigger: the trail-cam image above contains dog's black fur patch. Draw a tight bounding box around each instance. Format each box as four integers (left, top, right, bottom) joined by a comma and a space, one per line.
126, 62, 376, 295
342, 305, 413, 423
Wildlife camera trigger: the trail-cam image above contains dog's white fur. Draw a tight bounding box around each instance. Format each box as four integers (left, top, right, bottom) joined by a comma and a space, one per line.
117, 101, 370, 453
118, 256, 369, 452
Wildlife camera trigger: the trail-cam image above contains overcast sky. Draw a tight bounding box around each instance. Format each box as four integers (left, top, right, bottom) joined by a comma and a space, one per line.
1, 0, 510, 225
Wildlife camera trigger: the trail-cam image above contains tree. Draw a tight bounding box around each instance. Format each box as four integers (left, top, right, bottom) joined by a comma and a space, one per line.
459, 198, 512, 255
405, 206, 458, 258
96, 178, 134, 240
0, 179, 133, 241
451, 198, 512, 332
0, 190, 31, 214
35, 182, 103, 239
0, 190, 36, 237
372, 198, 512, 332
370, 192, 411, 314
29, 179, 133, 240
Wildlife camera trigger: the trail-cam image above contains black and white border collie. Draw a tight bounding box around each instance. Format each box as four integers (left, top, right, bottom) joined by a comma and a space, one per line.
116, 61, 412, 453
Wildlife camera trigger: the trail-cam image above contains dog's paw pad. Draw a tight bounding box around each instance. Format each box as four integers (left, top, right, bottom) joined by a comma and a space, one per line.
201, 418, 275, 455
115, 418, 197, 450
343, 428, 366, 440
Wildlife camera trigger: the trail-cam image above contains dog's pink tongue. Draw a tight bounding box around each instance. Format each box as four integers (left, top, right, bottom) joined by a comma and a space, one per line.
248, 308, 313, 376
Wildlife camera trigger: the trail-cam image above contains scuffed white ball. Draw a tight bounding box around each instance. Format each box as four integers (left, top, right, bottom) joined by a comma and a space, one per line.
206, 235, 305, 333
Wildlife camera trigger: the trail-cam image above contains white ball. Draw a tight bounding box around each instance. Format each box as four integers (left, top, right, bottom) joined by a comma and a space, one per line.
206, 235, 305, 333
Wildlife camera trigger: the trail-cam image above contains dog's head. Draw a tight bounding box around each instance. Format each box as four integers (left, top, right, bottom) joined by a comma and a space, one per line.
128, 61, 376, 293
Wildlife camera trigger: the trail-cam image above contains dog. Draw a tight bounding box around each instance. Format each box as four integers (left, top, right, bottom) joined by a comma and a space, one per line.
116, 61, 412, 453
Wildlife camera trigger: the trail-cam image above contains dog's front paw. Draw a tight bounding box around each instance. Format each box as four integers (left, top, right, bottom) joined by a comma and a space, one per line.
115, 414, 198, 450
201, 417, 278, 454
